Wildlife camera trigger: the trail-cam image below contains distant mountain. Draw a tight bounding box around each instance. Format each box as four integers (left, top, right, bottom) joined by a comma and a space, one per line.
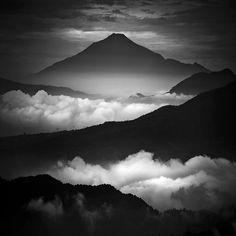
169, 69, 236, 95
128, 92, 150, 99
1, 81, 235, 179
0, 174, 234, 236
127, 92, 155, 103
28, 33, 209, 95
132, 93, 146, 98
0, 77, 95, 98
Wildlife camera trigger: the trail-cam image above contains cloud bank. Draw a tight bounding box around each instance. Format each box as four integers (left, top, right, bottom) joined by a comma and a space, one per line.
27, 193, 113, 233
0, 90, 190, 136
0, 90, 157, 135
124, 91, 192, 105
49, 151, 236, 211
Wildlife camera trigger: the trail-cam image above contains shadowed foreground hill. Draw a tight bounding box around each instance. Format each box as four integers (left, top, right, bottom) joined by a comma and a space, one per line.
169, 69, 236, 95
0, 81, 236, 178
0, 174, 235, 236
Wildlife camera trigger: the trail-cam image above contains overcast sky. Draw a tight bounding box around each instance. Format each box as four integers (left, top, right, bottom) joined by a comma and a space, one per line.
0, 0, 235, 80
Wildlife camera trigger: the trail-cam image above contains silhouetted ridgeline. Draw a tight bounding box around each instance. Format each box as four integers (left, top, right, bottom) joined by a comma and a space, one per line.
0, 81, 235, 178
36, 33, 208, 77
169, 69, 236, 95
0, 175, 235, 236
28, 33, 208, 94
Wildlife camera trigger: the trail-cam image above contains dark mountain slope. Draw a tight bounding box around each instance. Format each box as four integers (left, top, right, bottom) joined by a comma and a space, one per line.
169, 69, 236, 95
36, 33, 207, 76
3, 174, 146, 210
0, 175, 157, 236
29, 33, 208, 94
0, 81, 235, 179
0, 175, 234, 236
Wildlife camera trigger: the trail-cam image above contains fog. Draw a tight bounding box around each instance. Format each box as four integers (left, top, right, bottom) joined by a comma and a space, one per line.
0, 90, 190, 136
49, 151, 236, 211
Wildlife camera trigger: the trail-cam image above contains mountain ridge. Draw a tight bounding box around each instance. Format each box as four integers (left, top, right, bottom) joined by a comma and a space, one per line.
39, 33, 207, 73
0, 80, 235, 179
1, 174, 233, 236
169, 68, 236, 95
27, 33, 209, 95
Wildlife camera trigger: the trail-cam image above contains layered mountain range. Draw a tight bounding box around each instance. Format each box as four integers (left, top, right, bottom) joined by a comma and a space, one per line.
0, 79, 235, 178
1, 174, 234, 236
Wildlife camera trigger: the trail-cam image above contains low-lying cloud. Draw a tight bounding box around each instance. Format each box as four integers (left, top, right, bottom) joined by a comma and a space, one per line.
74, 193, 113, 231
27, 193, 113, 233
28, 196, 63, 217
124, 91, 192, 105
0, 90, 156, 135
49, 151, 236, 211
0, 90, 191, 136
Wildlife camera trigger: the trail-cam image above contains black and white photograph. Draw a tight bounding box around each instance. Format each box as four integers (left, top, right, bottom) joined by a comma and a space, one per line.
0, 0, 236, 235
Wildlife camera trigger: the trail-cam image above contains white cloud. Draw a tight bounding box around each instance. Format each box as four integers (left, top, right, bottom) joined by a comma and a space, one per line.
49, 151, 236, 211
0, 90, 190, 136
0, 90, 157, 135
28, 196, 63, 217
27, 193, 112, 232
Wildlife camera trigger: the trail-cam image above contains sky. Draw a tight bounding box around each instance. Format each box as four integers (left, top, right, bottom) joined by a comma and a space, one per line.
0, 0, 235, 80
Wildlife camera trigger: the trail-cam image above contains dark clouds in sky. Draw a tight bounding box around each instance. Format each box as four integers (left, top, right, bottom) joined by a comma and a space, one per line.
0, 0, 235, 79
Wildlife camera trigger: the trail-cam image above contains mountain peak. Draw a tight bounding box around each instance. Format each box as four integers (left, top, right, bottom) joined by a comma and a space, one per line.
107, 33, 129, 39
32, 33, 209, 96
83, 32, 154, 56
103, 33, 133, 44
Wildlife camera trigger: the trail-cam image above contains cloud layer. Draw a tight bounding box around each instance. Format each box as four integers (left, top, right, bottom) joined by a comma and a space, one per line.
27, 193, 114, 234
28, 196, 63, 217
0, 90, 190, 136
49, 151, 236, 211
0, 90, 156, 135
